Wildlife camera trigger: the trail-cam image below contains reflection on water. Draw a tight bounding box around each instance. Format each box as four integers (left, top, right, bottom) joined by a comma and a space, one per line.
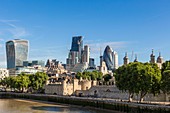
0, 99, 113, 113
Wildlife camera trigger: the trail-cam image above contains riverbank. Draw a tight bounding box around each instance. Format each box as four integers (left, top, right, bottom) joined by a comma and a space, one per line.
13, 98, 117, 113
0, 92, 170, 113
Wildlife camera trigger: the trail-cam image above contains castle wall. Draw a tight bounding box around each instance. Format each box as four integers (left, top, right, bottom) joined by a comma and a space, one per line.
45, 84, 63, 95
63, 83, 74, 95
76, 85, 168, 102
81, 80, 91, 90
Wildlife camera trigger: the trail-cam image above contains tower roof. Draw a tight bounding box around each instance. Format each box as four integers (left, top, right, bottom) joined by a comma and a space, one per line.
134, 54, 138, 62
123, 52, 128, 59
150, 49, 155, 57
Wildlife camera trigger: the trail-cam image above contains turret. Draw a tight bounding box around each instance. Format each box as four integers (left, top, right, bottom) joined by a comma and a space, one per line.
123, 52, 129, 65
134, 54, 138, 62
150, 49, 155, 63
157, 52, 163, 64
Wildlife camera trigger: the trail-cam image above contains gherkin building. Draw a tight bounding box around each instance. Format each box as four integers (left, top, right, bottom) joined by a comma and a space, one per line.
103, 45, 114, 70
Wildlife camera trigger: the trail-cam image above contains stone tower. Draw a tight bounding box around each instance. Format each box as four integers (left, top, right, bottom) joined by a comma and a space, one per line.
157, 52, 163, 64
150, 49, 155, 63
123, 52, 129, 65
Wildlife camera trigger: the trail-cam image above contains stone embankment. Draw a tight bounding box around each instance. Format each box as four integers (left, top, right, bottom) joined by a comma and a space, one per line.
0, 92, 170, 113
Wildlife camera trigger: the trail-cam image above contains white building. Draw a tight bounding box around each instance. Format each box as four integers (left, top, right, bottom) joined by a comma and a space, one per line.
0, 68, 9, 79
112, 51, 119, 69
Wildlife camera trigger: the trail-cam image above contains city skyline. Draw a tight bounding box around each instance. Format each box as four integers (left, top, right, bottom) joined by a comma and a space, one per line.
0, 0, 170, 67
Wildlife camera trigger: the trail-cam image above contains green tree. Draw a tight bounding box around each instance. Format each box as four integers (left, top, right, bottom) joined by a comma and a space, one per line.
161, 70, 170, 94
160, 61, 170, 94
76, 72, 82, 79
75, 71, 103, 81
115, 62, 161, 102
103, 74, 112, 82
29, 72, 48, 92
18, 74, 30, 92
161, 60, 170, 74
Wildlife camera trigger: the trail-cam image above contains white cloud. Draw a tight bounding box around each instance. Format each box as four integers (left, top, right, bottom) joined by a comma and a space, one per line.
0, 38, 4, 41
0, 19, 29, 38
87, 41, 128, 53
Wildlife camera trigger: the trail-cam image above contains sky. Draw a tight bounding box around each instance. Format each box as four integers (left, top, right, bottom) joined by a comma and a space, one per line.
0, 0, 170, 68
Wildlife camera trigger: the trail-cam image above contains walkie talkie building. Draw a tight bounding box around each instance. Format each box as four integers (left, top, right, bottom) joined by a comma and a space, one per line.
6, 39, 28, 69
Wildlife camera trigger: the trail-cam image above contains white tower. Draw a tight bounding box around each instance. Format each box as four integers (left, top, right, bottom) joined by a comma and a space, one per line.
112, 51, 118, 69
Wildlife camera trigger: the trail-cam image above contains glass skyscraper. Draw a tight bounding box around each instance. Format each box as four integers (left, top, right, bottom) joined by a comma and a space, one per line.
6, 39, 28, 69
70, 36, 83, 52
103, 45, 118, 70
103, 46, 114, 70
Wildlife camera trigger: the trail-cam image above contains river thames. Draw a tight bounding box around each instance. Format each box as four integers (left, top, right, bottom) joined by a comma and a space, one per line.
0, 99, 115, 113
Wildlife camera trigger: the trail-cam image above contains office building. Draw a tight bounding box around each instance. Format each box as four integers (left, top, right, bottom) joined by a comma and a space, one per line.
23, 60, 45, 67
89, 58, 95, 68
82, 45, 90, 64
70, 36, 83, 62
112, 51, 118, 69
103, 46, 114, 70
6, 39, 28, 69
66, 36, 90, 72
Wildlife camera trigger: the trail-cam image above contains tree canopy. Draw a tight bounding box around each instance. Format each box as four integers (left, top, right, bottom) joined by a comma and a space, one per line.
161, 61, 170, 94
76, 71, 103, 81
0, 72, 48, 93
115, 62, 161, 102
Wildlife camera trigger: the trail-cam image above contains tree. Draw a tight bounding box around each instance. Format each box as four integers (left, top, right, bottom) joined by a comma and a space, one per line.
76, 72, 82, 79
161, 70, 170, 94
160, 61, 170, 94
103, 74, 112, 82
29, 72, 48, 92
75, 71, 103, 81
161, 60, 170, 74
115, 62, 161, 102
18, 74, 30, 92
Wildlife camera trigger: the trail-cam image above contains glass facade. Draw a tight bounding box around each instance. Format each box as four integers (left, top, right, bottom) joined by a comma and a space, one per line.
103, 45, 114, 70
6, 39, 28, 69
70, 36, 83, 52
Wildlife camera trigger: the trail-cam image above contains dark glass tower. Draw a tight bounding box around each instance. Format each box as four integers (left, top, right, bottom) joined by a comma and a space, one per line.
6, 39, 28, 69
70, 36, 83, 62
103, 45, 114, 70
70, 36, 83, 52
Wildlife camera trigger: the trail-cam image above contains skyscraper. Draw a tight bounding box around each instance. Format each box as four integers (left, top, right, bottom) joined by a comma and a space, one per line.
6, 39, 28, 69
66, 36, 90, 72
70, 36, 83, 62
112, 51, 118, 69
103, 45, 118, 70
82, 45, 90, 64
89, 58, 95, 68
70, 36, 83, 52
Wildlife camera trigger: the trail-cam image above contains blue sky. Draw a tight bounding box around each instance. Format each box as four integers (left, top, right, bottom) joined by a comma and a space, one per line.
0, 0, 170, 67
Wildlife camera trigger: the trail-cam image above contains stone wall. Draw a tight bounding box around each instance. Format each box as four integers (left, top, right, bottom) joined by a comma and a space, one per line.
45, 84, 63, 95
76, 85, 169, 102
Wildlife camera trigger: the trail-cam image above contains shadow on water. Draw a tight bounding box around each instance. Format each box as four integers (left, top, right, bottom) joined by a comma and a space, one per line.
30, 106, 107, 113
31, 106, 66, 112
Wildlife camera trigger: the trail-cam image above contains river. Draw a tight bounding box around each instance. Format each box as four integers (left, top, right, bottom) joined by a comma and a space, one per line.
0, 99, 114, 113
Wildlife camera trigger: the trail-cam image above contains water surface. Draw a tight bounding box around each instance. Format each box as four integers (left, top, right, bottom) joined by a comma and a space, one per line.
0, 99, 114, 113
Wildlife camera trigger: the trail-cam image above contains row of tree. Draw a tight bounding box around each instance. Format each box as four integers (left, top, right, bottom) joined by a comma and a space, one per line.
0, 72, 48, 93
76, 71, 103, 81
115, 61, 170, 102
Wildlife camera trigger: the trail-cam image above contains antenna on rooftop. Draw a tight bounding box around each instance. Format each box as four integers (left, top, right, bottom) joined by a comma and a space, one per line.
100, 46, 102, 56
130, 51, 134, 62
